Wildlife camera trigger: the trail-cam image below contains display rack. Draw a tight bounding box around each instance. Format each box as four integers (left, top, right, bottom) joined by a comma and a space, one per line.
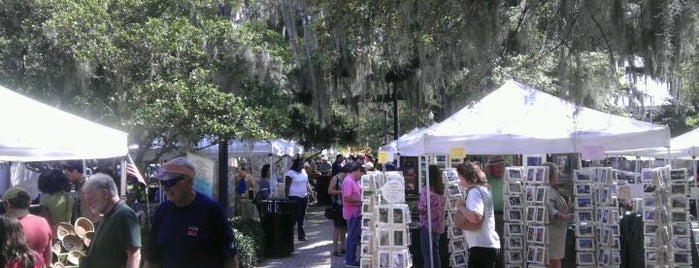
442, 168, 468, 267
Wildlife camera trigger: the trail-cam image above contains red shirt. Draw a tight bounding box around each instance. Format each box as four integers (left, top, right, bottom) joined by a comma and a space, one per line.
19, 214, 52, 264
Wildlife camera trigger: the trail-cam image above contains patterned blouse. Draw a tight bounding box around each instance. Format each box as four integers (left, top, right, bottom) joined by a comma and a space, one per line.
418, 186, 446, 234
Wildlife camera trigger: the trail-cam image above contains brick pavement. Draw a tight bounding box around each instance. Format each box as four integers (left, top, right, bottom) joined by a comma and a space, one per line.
256, 203, 346, 268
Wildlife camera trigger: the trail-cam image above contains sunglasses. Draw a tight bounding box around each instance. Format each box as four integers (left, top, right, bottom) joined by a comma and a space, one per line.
160, 176, 185, 188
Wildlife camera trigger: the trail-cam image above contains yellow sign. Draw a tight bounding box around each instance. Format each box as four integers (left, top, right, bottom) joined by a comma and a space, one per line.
377, 151, 392, 164
450, 147, 466, 159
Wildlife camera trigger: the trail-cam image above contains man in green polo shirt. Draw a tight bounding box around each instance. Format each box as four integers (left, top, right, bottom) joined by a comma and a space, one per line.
485, 155, 509, 268
81, 173, 141, 268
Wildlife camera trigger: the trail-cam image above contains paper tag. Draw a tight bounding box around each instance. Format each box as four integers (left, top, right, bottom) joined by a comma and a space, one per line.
581, 145, 605, 160
377, 151, 392, 164
450, 147, 466, 160
381, 180, 405, 204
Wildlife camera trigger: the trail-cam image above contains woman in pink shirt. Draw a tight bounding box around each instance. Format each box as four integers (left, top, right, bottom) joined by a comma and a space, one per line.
418, 165, 446, 268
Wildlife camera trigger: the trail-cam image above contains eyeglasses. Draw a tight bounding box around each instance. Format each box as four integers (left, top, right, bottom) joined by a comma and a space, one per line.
160, 176, 185, 188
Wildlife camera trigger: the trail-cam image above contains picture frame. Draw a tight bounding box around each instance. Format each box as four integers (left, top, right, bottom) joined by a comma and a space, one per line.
527, 246, 536, 262
535, 187, 546, 203
506, 181, 522, 193
670, 168, 688, 182
362, 217, 372, 229
505, 223, 523, 236
378, 251, 391, 268
576, 223, 594, 237
378, 207, 390, 224
672, 211, 689, 222
362, 203, 372, 213
448, 225, 464, 238
507, 236, 523, 249
673, 223, 690, 237
645, 251, 657, 263
449, 239, 466, 252
671, 196, 689, 210
393, 230, 405, 247
447, 184, 462, 196
643, 208, 656, 222
393, 208, 404, 224
671, 184, 688, 196
527, 168, 536, 182
508, 196, 523, 207
576, 210, 593, 222
534, 246, 546, 264
534, 226, 546, 244
360, 243, 372, 256
506, 167, 523, 180
574, 169, 591, 182
506, 250, 523, 263
526, 186, 536, 202
675, 252, 692, 265
393, 251, 408, 268
526, 206, 536, 222
360, 258, 372, 268
451, 251, 467, 266
643, 196, 655, 208
576, 238, 595, 251
574, 183, 592, 195
378, 229, 391, 247
673, 238, 691, 251
535, 207, 545, 223
575, 196, 593, 209
507, 209, 523, 221
443, 169, 459, 183
577, 252, 596, 265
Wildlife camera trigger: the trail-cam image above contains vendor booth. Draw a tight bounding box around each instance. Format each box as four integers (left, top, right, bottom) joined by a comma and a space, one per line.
0, 85, 129, 197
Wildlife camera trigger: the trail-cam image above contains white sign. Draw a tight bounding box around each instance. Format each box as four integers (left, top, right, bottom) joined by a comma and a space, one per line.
380, 180, 405, 204
187, 152, 215, 197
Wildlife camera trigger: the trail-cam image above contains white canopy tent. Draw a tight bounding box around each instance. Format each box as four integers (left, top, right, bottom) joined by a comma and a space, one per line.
608, 127, 699, 159
0, 85, 128, 161
396, 80, 671, 156
0, 85, 130, 197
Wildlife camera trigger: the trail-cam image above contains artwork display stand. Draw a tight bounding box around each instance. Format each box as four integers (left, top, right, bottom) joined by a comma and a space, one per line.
360, 171, 413, 268
442, 168, 468, 267
503, 166, 550, 268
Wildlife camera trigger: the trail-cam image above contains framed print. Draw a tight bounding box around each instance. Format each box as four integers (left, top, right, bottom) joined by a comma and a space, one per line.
673, 238, 691, 251
447, 184, 462, 196
675, 252, 691, 265
527, 226, 536, 242
506, 167, 523, 180
526, 186, 536, 202
451, 251, 467, 266
576, 223, 594, 237
393, 208, 404, 224
574, 183, 592, 195
671, 196, 689, 210
506, 250, 523, 263
645, 251, 658, 263
508, 196, 523, 207
378, 251, 391, 268
506, 181, 522, 193
507, 209, 523, 221
534, 226, 546, 244
360, 243, 371, 256
576, 238, 595, 251
527, 246, 536, 262
378, 229, 391, 247
361, 232, 373, 243
527, 168, 536, 182
608, 224, 620, 236
360, 258, 372, 268
448, 226, 464, 238
576, 210, 593, 222
507, 236, 523, 249
643, 196, 656, 208
672, 211, 689, 222
535, 207, 545, 223
670, 168, 688, 181
505, 223, 523, 236
524, 155, 544, 167
393, 251, 408, 268
362, 203, 372, 213
362, 217, 372, 229
644, 235, 658, 249
671, 184, 688, 195
643, 208, 656, 222
534, 246, 546, 264
577, 252, 595, 265
393, 230, 405, 246
526, 207, 536, 222
574, 170, 591, 182
673, 223, 690, 237
535, 187, 546, 203
378, 207, 390, 224
449, 239, 466, 252
575, 196, 593, 209
443, 169, 459, 183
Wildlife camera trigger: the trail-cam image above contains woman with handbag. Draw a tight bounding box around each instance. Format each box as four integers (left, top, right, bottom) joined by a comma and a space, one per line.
454, 161, 500, 268
327, 165, 348, 256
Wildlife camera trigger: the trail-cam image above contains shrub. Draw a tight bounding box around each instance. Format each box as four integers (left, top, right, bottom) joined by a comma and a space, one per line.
230, 216, 265, 265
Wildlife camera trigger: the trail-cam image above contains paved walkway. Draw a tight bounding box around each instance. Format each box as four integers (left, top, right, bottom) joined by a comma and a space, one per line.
256, 203, 346, 268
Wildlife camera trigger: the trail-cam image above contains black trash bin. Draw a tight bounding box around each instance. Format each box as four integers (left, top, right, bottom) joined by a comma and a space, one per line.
258, 198, 297, 258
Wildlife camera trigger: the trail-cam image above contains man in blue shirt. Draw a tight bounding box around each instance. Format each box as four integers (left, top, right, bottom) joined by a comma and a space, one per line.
145, 157, 238, 268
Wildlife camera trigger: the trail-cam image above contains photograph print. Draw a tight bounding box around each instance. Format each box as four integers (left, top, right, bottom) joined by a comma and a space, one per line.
575, 196, 593, 209
506, 167, 523, 180
574, 183, 592, 195
576, 210, 593, 222
576, 238, 595, 251
507, 209, 523, 221
507, 236, 523, 249
535, 186, 546, 203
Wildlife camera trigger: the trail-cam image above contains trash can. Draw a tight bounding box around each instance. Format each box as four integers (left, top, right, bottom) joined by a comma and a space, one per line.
258, 198, 297, 258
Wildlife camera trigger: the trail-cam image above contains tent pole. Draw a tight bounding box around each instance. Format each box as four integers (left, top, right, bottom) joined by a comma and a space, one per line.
119, 158, 127, 197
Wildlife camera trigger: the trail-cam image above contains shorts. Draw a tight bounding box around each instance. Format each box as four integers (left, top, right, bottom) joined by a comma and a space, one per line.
333, 204, 347, 227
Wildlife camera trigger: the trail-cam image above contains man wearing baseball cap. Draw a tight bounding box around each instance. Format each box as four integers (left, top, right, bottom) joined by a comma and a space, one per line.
144, 157, 238, 268
485, 155, 509, 268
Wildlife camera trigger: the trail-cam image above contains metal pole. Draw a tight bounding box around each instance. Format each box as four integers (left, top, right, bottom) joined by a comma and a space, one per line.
393, 84, 399, 140
219, 139, 230, 217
